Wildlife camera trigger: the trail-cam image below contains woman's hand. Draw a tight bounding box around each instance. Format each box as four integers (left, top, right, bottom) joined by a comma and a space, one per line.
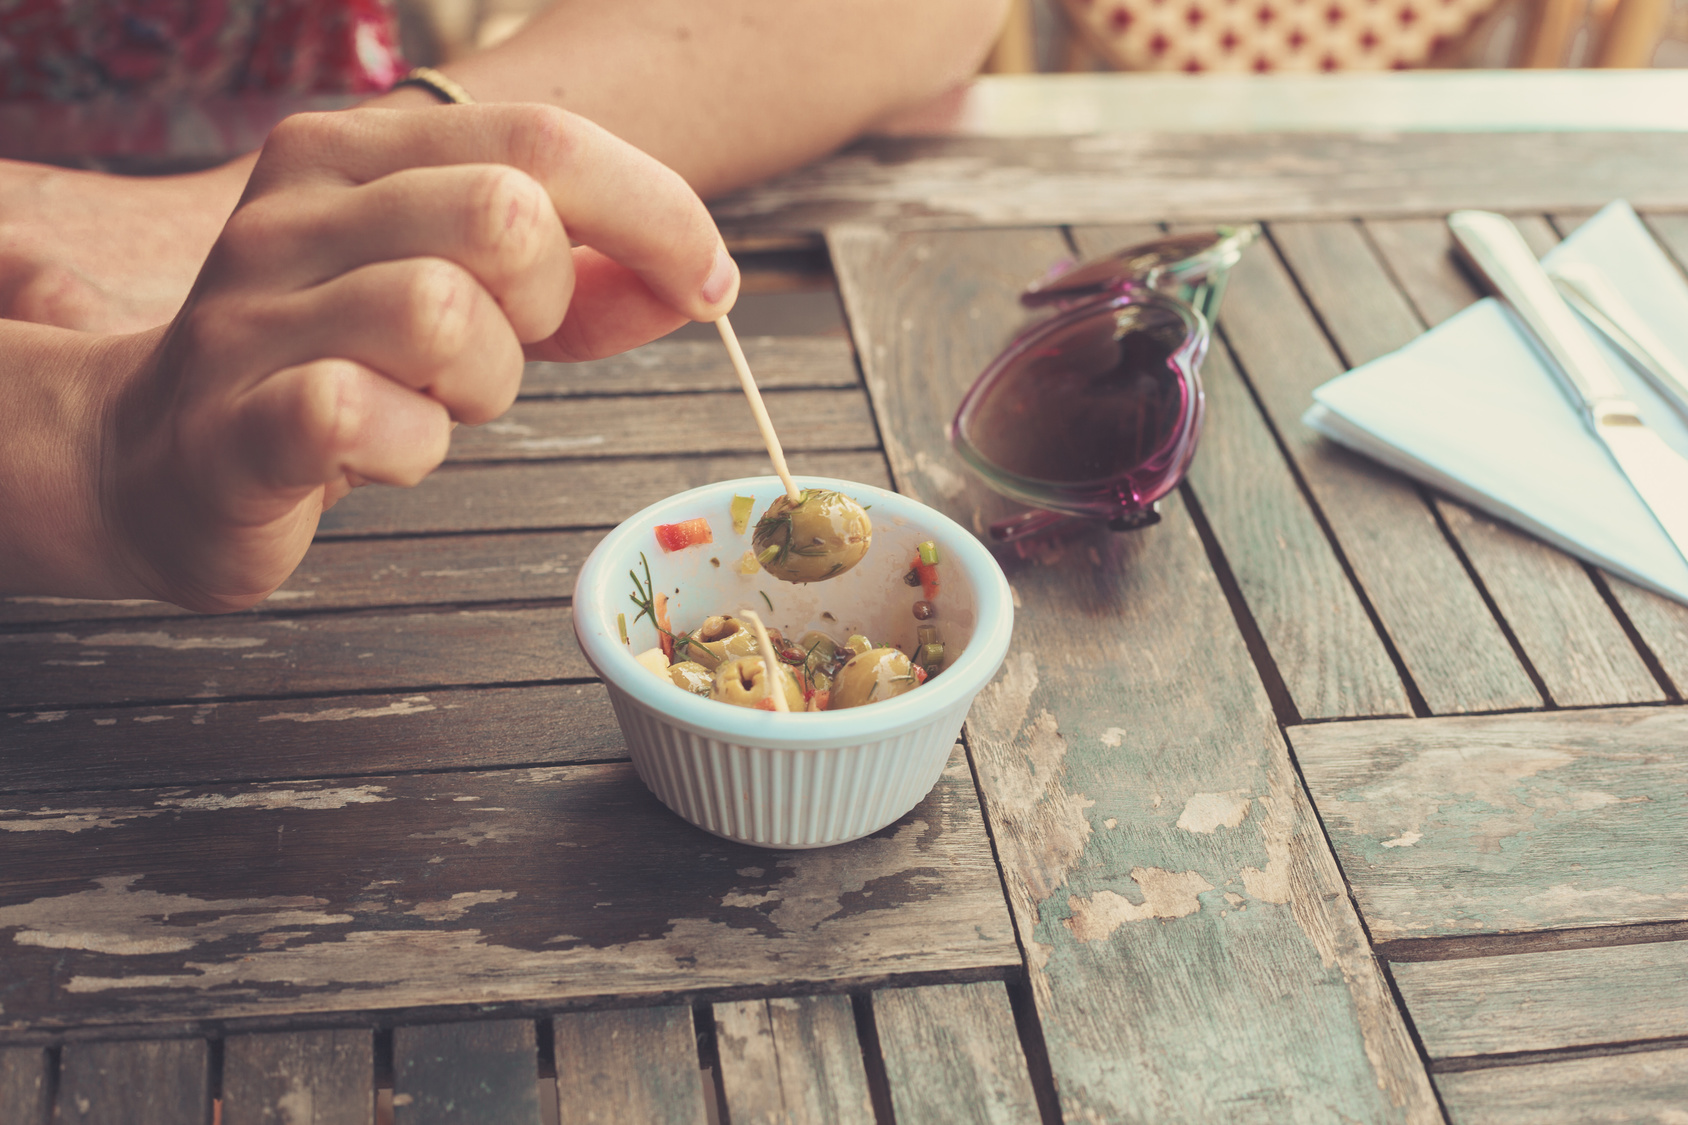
0, 156, 247, 333
90, 104, 737, 613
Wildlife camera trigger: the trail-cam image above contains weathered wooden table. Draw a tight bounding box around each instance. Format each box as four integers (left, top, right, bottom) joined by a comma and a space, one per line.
4, 74, 1688, 1125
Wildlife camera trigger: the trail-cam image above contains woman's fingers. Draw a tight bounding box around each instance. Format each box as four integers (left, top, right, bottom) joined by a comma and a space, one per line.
249, 106, 739, 322
526, 246, 692, 362
226, 359, 453, 500
264, 257, 527, 425
222, 163, 574, 343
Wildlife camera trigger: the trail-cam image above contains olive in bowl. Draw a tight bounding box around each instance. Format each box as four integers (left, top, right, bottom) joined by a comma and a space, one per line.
572, 475, 1013, 849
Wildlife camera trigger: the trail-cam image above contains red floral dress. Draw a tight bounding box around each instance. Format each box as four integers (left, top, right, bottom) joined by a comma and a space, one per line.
0, 0, 405, 100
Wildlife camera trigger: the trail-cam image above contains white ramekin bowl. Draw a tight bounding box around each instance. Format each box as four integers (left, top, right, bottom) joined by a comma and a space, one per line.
573, 476, 1013, 849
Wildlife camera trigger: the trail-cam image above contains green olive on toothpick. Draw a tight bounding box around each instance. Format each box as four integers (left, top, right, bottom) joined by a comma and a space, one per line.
751, 489, 872, 583
714, 313, 872, 585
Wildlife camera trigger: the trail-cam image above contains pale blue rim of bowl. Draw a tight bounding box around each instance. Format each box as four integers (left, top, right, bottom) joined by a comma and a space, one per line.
572, 476, 1014, 752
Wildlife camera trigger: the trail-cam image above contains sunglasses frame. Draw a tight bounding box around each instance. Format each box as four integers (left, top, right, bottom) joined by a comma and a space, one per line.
949, 225, 1259, 544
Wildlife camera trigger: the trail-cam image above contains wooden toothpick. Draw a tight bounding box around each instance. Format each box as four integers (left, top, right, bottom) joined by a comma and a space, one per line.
739, 608, 790, 712
717, 316, 803, 504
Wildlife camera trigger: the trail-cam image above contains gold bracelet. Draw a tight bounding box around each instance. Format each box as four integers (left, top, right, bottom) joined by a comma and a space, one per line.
393, 66, 475, 105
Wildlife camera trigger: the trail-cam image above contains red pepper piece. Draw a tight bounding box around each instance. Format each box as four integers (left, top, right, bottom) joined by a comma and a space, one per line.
654, 518, 714, 552
912, 555, 940, 601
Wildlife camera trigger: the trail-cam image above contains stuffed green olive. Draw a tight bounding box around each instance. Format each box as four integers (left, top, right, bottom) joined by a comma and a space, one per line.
751, 489, 872, 583
711, 656, 807, 711
828, 648, 921, 710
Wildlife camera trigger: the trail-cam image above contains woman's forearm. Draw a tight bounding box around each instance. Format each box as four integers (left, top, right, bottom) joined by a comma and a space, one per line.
369, 0, 1009, 198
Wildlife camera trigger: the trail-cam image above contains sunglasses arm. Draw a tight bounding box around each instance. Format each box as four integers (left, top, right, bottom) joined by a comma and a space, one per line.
989, 502, 1162, 550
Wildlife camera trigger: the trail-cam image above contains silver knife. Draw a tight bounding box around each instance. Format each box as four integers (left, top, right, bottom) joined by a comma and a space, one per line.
1447, 209, 1688, 569
1547, 262, 1688, 423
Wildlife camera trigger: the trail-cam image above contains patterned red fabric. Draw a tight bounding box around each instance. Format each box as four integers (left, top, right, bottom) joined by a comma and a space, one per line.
0, 0, 405, 100
1063, 0, 1498, 71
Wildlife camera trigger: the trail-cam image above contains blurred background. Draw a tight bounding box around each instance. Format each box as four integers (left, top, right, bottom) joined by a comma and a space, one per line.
393, 0, 1688, 73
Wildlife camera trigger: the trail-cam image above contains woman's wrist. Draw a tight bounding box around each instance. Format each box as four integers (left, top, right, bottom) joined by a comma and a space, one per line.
0, 322, 152, 600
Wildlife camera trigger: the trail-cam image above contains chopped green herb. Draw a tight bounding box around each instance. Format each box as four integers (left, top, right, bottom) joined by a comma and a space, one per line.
627, 552, 685, 650
617, 613, 628, 645
759, 590, 774, 613
917, 541, 939, 566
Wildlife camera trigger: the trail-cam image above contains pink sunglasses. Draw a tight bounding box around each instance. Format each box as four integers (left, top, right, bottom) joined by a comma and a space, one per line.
949, 226, 1258, 544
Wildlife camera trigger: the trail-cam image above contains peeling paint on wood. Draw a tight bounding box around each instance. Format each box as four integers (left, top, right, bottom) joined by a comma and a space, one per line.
830, 223, 1439, 1123
0, 752, 1014, 1031
1292, 707, 1688, 940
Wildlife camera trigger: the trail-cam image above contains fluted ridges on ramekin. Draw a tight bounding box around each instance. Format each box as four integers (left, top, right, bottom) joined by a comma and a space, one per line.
605, 684, 969, 849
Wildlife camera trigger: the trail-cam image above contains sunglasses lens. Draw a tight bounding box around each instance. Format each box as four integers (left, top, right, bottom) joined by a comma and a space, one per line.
953, 296, 1204, 520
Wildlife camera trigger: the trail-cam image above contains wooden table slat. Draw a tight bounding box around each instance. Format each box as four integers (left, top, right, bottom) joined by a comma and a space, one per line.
712, 133, 1688, 236
223, 1029, 373, 1125
712, 995, 874, 1125
0, 605, 587, 711
552, 1007, 707, 1125
1217, 226, 1541, 714
0, 752, 1015, 1031
0, 531, 602, 627
1292, 707, 1688, 943
313, 452, 893, 539
55, 1039, 210, 1125
1305, 216, 1664, 708
1433, 1046, 1688, 1125
393, 1020, 540, 1124
1394, 940, 1688, 1060
520, 337, 858, 399
1433, 501, 1664, 707
445, 389, 878, 464
830, 223, 1438, 1124
870, 982, 1039, 1125
0, 1046, 48, 1125
1605, 576, 1688, 698
1071, 225, 1411, 721
0, 684, 623, 794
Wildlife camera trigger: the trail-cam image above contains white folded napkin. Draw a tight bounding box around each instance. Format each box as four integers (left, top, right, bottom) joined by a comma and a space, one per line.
1304, 200, 1688, 606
